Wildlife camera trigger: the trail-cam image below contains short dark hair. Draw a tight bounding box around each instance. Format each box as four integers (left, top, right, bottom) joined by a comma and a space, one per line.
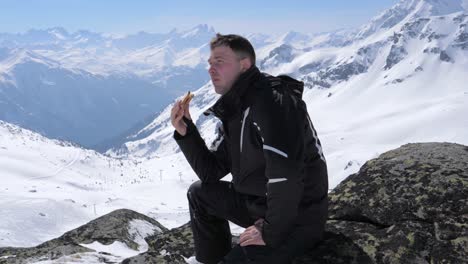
210, 33, 256, 65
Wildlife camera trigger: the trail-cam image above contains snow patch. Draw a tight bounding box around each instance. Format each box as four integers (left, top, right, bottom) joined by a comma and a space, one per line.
128, 219, 161, 252
80, 241, 138, 258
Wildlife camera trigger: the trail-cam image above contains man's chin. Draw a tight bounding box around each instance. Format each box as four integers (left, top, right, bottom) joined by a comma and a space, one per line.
213, 85, 226, 95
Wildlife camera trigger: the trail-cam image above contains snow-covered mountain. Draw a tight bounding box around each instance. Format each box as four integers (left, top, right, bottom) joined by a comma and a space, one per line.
0, 25, 226, 149
108, 82, 221, 158
0, 25, 217, 78
111, 0, 468, 188
0, 48, 174, 148
356, 0, 468, 39
0, 23, 347, 150
0, 120, 199, 250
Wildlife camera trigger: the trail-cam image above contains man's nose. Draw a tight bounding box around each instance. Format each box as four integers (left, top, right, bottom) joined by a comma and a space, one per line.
208, 65, 215, 75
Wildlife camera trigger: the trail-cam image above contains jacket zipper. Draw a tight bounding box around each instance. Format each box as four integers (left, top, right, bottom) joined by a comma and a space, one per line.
240, 107, 250, 153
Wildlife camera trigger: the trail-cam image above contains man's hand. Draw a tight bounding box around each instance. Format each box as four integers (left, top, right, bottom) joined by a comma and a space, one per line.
239, 219, 266, 247
170, 99, 192, 136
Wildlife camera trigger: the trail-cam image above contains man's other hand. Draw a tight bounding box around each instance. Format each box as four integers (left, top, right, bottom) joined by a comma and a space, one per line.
239, 222, 266, 247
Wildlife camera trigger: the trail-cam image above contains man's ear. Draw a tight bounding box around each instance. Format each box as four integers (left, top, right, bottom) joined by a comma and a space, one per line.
240, 58, 252, 73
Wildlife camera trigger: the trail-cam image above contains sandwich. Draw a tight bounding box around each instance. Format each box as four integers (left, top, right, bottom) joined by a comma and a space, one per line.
182, 91, 194, 104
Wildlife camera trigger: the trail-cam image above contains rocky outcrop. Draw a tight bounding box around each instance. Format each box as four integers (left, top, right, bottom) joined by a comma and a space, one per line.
260, 44, 296, 69
122, 223, 193, 264
297, 142, 468, 263
384, 45, 408, 70
0, 209, 167, 264
2, 142, 466, 264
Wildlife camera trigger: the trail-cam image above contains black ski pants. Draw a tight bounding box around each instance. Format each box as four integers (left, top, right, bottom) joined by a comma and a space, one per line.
187, 180, 322, 264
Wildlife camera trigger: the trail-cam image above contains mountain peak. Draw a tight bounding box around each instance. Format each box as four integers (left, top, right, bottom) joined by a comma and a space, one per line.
47, 27, 69, 35
356, 0, 467, 39
279, 31, 311, 44
2, 48, 61, 71
386, 0, 467, 19
410, 0, 466, 16
180, 24, 216, 38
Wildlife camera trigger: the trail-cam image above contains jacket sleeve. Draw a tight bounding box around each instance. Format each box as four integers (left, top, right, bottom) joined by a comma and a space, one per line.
253, 89, 306, 248
174, 117, 231, 183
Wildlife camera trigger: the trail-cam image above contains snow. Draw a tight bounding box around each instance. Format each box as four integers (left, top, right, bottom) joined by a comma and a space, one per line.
0, 121, 197, 249
80, 241, 138, 258
0, 120, 236, 263
0, 49, 58, 76
356, 0, 467, 40
2, 25, 215, 78
185, 256, 203, 264
128, 219, 162, 251
302, 45, 468, 186
31, 252, 128, 264
173, 45, 210, 67
116, 82, 221, 158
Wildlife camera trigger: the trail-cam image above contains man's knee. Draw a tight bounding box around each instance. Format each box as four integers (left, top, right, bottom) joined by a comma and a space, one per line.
187, 180, 203, 203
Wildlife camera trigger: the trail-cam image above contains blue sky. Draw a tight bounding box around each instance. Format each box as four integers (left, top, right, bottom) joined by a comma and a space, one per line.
1, 0, 399, 35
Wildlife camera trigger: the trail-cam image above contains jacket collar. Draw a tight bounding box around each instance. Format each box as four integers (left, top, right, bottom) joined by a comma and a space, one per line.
204, 66, 261, 120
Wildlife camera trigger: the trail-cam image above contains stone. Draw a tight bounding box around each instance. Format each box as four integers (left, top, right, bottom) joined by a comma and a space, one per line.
0, 209, 167, 264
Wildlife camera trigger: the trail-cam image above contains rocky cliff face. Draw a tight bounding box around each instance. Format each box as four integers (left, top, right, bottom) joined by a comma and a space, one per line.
1, 142, 467, 263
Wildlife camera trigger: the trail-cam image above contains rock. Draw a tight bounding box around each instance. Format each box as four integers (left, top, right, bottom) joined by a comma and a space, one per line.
423, 47, 441, 54
439, 50, 453, 62
453, 14, 468, 23
422, 47, 453, 63
299, 41, 382, 89
261, 44, 295, 68
384, 45, 407, 70
299, 61, 325, 75
427, 32, 446, 42
123, 223, 240, 263
303, 76, 331, 89
122, 223, 193, 264
298, 142, 468, 263
0, 209, 167, 264
401, 18, 430, 38
121, 251, 187, 264
319, 61, 367, 82
453, 32, 468, 50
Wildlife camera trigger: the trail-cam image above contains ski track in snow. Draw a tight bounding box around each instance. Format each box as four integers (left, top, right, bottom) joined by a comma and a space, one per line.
29, 150, 81, 181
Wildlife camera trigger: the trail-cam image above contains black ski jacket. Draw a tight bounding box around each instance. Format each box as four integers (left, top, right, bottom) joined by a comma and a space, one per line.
174, 66, 328, 248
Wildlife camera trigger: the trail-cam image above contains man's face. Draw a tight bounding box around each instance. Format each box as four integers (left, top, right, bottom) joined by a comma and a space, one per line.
208, 46, 245, 95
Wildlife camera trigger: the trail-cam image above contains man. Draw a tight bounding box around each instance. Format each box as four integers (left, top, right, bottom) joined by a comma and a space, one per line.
171, 34, 328, 264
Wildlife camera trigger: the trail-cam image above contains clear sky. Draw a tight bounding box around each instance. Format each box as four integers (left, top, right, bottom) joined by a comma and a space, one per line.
0, 0, 400, 35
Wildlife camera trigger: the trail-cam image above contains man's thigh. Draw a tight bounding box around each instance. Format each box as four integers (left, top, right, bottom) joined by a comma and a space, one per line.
188, 180, 255, 228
